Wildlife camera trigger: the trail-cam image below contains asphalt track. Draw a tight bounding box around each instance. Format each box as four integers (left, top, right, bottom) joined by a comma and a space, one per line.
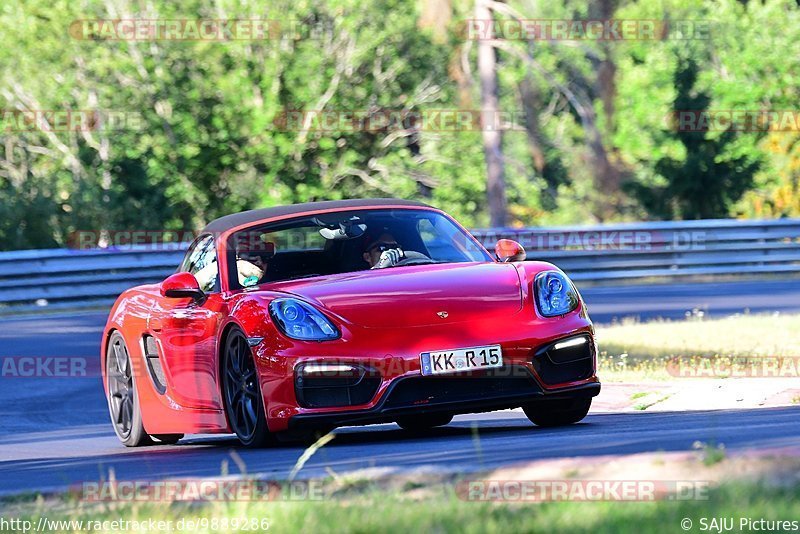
1, 279, 799, 495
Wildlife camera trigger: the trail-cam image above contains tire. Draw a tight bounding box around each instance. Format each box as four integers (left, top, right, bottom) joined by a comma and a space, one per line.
523, 398, 592, 428
152, 434, 184, 445
396, 413, 453, 431
106, 331, 151, 447
222, 328, 273, 447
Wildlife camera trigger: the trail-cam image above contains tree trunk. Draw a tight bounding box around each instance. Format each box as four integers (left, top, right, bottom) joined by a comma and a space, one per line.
519, 76, 546, 174
418, 0, 451, 43
476, 0, 507, 227
588, 0, 621, 220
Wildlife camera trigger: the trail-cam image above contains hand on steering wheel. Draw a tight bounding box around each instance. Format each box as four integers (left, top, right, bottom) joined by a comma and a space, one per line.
372, 248, 405, 269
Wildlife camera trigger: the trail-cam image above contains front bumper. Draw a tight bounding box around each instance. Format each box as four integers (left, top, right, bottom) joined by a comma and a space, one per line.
288, 366, 600, 430
253, 303, 599, 432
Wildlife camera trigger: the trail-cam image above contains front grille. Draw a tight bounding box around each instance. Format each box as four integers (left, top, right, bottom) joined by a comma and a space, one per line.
294, 364, 381, 408
384, 366, 539, 409
532, 335, 594, 385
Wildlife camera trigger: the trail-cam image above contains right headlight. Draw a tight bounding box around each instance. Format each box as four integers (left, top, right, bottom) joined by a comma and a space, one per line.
269, 298, 340, 341
534, 270, 579, 317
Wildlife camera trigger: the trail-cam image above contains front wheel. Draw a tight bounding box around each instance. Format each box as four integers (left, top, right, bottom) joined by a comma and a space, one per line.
523, 398, 591, 427
222, 329, 273, 447
106, 332, 150, 447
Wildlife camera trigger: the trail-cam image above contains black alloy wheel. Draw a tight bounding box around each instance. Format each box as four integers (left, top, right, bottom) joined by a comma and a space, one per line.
106, 332, 150, 446
222, 329, 272, 447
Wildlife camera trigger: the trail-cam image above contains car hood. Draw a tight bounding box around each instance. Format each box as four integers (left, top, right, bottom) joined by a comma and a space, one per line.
267, 262, 524, 328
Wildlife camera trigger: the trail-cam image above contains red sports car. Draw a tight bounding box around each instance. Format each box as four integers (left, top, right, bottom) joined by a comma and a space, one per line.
102, 199, 600, 447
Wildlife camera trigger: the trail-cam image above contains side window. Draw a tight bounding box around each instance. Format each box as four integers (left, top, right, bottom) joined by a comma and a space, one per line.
180, 235, 218, 293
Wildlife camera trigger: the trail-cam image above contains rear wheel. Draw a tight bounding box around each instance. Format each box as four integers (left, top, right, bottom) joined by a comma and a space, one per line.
106, 332, 150, 447
222, 329, 272, 447
396, 413, 453, 432
523, 398, 592, 427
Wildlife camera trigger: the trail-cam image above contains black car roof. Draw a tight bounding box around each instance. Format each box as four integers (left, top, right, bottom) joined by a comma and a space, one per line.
202, 198, 432, 233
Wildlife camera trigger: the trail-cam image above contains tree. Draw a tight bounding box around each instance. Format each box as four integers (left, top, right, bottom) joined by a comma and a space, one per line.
475, 0, 507, 227
626, 57, 759, 219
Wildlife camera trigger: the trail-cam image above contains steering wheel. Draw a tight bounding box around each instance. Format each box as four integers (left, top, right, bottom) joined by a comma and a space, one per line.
392, 252, 433, 267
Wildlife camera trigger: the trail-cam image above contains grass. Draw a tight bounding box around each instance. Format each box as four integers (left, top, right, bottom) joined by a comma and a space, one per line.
633, 394, 672, 411
628, 391, 673, 410
3, 313, 798, 531
595, 312, 800, 381
693, 441, 727, 467
2, 480, 798, 533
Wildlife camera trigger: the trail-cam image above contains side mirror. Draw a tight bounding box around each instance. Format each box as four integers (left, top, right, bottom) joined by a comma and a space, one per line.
495, 239, 526, 262
160, 272, 205, 303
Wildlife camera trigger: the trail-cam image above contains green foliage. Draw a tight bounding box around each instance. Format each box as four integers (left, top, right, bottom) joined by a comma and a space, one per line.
5, 479, 800, 533
626, 57, 760, 219
1, 0, 800, 249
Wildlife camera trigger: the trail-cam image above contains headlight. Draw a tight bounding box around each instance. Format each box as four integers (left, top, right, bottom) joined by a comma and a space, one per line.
269, 298, 340, 341
534, 271, 579, 317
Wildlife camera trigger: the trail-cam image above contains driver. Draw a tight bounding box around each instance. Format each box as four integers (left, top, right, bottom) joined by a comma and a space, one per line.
363, 233, 404, 269
363, 232, 428, 269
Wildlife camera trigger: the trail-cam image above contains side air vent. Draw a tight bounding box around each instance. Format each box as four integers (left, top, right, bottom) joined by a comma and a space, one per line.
142, 335, 167, 395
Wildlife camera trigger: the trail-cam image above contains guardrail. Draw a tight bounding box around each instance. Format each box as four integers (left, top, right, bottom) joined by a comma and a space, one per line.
1, 218, 798, 313
471, 218, 800, 282
0, 247, 186, 313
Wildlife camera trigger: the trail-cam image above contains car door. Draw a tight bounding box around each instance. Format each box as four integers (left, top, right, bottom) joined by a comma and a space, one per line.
148, 234, 226, 410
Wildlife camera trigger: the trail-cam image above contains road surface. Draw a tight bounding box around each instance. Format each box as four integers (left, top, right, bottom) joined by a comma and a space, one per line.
1, 279, 799, 495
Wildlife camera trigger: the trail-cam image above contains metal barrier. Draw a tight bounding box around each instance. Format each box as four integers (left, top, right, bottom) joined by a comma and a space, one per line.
471, 218, 800, 282
1, 218, 799, 312
0, 247, 185, 312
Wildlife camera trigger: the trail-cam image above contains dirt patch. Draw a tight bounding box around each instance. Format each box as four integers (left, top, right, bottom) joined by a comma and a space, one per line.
595, 380, 799, 412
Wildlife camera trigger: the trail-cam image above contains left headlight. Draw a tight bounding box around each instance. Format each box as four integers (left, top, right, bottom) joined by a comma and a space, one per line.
534, 270, 579, 317
269, 298, 340, 341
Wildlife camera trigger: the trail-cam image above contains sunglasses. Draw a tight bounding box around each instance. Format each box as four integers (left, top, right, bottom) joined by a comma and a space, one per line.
368, 242, 400, 254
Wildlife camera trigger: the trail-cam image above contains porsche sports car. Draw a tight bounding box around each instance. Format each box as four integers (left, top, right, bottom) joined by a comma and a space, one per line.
102, 198, 600, 447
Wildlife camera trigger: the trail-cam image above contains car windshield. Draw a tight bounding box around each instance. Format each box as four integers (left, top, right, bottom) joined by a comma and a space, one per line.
227, 208, 491, 288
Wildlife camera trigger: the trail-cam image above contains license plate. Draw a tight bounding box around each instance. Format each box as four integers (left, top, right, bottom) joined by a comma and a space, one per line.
420, 345, 503, 376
